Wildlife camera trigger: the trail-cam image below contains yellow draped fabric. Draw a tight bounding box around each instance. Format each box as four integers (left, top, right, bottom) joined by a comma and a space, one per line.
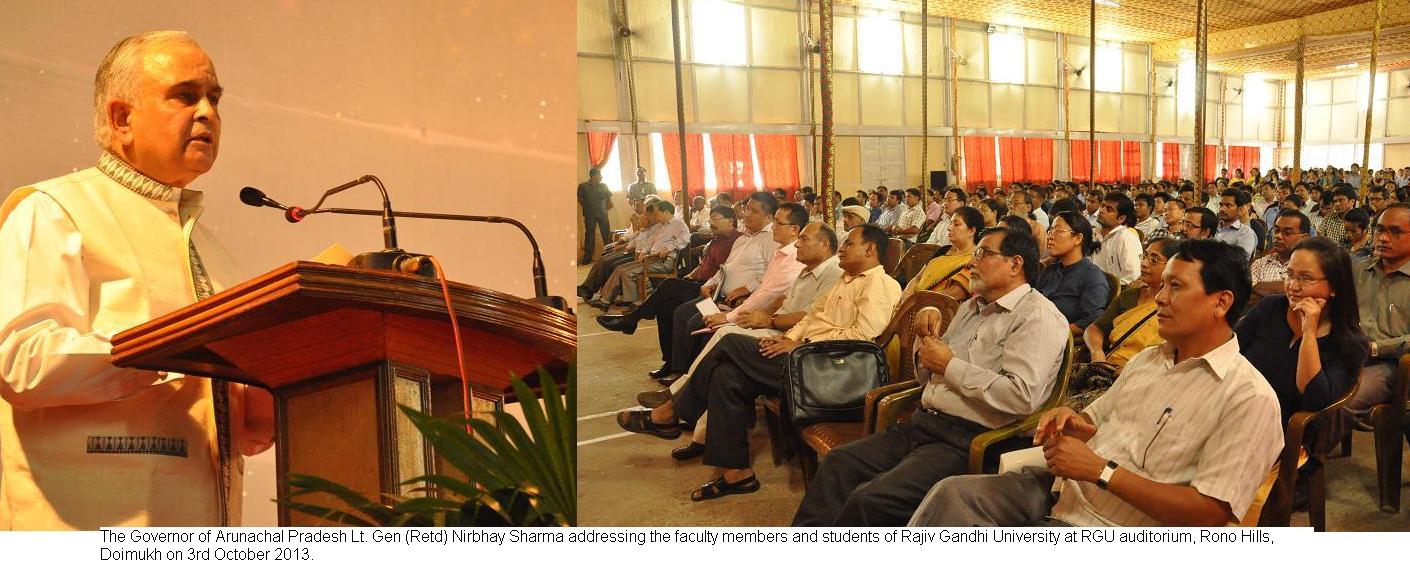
1104, 299, 1163, 368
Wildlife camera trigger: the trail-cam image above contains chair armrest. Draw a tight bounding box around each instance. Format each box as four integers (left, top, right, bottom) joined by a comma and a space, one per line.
868, 382, 924, 435
968, 413, 1042, 474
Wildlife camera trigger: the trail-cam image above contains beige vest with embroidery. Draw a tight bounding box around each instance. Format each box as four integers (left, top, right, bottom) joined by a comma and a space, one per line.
0, 167, 242, 529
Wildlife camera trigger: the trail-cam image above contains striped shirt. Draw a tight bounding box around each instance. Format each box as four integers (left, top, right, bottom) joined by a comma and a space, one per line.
1050, 337, 1283, 526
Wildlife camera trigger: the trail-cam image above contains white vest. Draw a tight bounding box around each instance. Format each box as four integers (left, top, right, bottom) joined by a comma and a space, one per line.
0, 161, 243, 529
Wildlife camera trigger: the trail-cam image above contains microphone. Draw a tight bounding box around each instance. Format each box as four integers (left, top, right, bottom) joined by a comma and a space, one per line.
239, 187, 289, 211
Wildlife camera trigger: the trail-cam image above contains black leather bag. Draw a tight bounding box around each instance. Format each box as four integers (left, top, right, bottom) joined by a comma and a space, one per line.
781, 340, 889, 430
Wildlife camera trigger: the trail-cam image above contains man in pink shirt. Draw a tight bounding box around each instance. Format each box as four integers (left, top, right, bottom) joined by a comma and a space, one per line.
697, 203, 808, 334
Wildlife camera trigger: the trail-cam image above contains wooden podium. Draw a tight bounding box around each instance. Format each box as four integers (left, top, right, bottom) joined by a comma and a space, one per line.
110, 262, 576, 525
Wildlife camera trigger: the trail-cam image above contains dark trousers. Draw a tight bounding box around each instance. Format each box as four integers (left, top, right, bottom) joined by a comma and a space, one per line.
579, 251, 632, 294
581, 213, 610, 262
634, 278, 701, 319
661, 299, 710, 370
671, 333, 787, 470
791, 409, 989, 527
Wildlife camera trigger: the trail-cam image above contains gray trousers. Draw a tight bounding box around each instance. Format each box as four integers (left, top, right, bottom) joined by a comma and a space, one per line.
1344, 360, 1398, 418
907, 467, 1069, 527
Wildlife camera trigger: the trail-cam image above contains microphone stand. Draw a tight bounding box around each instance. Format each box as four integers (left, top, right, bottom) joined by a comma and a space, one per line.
312, 207, 565, 311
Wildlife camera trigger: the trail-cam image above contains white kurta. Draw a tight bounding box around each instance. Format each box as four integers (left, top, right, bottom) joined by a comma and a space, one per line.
0, 155, 259, 529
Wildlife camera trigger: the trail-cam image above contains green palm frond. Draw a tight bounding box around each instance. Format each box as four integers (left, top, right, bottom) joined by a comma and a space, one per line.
278, 363, 576, 526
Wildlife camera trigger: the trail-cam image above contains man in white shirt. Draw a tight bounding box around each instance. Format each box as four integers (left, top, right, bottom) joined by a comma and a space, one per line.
912, 240, 1282, 527
924, 188, 966, 246
0, 31, 274, 529
1132, 192, 1164, 240
1091, 193, 1142, 284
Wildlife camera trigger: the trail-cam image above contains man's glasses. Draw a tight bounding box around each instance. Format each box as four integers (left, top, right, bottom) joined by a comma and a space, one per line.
972, 246, 1009, 261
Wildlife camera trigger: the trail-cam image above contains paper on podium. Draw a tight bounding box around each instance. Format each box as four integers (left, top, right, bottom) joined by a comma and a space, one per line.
311, 243, 354, 266
997, 446, 1048, 475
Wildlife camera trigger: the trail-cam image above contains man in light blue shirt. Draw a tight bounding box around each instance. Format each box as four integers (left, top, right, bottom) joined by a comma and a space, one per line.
1214, 188, 1257, 259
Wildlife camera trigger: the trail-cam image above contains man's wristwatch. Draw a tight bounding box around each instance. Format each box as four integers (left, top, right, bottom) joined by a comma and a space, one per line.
1370, 341, 1379, 358
1096, 460, 1119, 490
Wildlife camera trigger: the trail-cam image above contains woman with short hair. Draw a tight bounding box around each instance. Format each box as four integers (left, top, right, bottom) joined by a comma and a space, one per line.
1034, 211, 1109, 335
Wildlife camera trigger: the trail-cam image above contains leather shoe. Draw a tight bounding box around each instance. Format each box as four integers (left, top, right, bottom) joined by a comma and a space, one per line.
596, 314, 639, 335
648, 364, 674, 379
671, 442, 705, 461
586, 299, 611, 312
637, 388, 672, 408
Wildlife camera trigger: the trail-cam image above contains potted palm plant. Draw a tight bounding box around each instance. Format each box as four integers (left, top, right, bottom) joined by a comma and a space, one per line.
280, 366, 575, 526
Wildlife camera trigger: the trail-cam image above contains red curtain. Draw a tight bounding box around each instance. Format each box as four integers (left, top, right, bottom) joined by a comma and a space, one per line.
1121, 141, 1142, 184
1203, 145, 1218, 183
998, 137, 1026, 184
661, 133, 706, 197
586, 132, 617, 169
1227, 146, 1260, 177
1161, 142, 1181, 181
754, 134, 800, 192
964, 136, 997, 192
1096, 140, 1121, 183
1023, 138, 1054, 184
709, 133, 757, 198
1070, 140, 1092, 183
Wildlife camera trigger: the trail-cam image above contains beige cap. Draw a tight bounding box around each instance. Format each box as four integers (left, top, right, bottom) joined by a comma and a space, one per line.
841, 205, 871, 223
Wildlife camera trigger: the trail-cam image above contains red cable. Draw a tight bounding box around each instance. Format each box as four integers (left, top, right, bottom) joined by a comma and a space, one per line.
426, 256, 472, 435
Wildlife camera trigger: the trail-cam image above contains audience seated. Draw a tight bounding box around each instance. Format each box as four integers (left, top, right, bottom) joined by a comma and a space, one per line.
616, 225, 902, 500
1215, 188, 1258, 259
1092, 193, 1142, 284
596, 205, 741, 335
910, 240, 1282, 527
577, 198, 663, 301
1251, 209, 1311, 297
840, 204, 870, 231
1343, 207, 1373, 261
901, 206, 982, 303
792, 225, 1067, 526
1344, 202, 1410, 425
600, 192, 780, 380
892, 188, 927, 247
1184, 206, 1218, 240
1236, 237, 1369, 427
1035, 210, 1110, 335
590, 201, 691, 308
1083, 238, 1177, 369
643, 223, 844, 459
923, 188, 966, 246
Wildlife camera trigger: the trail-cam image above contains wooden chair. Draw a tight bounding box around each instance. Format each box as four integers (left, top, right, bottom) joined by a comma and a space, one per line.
882, 238, 904, 277
633, 253, 682, 301
895, 243, 941, 285
1370, 354, 1410, 513
1258, 368, 1361, 530
1103, 272, 1120, 307
791, 292, 959, 478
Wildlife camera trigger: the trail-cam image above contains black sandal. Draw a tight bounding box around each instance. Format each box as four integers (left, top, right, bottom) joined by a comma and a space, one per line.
616, 410, 682, 439
691, 475, 759, 501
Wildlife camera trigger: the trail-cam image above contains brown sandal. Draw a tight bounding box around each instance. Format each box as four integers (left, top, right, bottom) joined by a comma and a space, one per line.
616, 409, 682, 439
691, 475, 759, 501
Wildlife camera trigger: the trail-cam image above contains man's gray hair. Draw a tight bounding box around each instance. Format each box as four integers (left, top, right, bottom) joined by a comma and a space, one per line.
93, 31, 199, 151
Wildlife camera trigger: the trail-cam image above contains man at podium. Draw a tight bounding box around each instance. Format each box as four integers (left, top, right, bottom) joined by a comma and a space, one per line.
0, 31, 274, 529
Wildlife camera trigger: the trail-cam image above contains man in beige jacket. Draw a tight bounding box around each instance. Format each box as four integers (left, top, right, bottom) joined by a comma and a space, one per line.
0, 31, 275, 529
